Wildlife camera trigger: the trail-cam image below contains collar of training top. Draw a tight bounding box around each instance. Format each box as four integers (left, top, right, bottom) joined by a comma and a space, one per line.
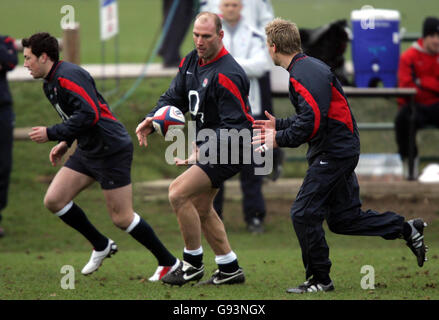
287, 53, 307, 72
198, 46, 229, 67
45, 60, 63, 82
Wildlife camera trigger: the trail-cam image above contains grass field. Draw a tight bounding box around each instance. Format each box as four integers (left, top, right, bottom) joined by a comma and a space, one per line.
1, 192, 439, 300
1, 0, 439, 302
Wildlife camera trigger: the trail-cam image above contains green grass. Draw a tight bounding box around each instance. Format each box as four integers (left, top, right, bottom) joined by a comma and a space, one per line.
1, 0, 167, 64
1, 191, 439, 300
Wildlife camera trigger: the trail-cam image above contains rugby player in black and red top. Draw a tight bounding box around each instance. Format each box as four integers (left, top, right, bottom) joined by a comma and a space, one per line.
136, 12, 253, 286
23, 32, 179, 281
253, 18, 429, 293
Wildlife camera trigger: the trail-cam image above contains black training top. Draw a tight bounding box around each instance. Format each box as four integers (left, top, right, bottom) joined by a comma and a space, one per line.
147, 46, 254, 144
275, 53, 360, 162
44, 61, 132, 158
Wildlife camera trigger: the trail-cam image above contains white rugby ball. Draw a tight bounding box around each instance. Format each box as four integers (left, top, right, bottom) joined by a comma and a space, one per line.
152, 106, 185, 137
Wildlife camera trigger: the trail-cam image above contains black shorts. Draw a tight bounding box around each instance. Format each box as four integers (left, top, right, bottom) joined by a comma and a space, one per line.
196, 162, 244, 188
64, 144, 133, 190
195, 140, 255, 188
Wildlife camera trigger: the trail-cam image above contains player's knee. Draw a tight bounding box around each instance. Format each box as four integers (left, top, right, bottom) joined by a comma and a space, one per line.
326, 220, 342, 234
197, 206, 212, 221
43, 194, 64, 213
111, 213, 132, 230
168, 183, 187, 208
291, 211, 312, 229
106, 202, 133, 229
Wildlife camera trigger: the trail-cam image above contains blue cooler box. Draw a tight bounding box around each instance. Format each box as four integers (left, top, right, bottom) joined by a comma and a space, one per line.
351, 9, 400, 87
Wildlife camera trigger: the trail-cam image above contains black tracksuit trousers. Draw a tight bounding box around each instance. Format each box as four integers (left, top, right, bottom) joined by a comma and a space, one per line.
291, 154, 405, 283
159, 0, 195, 66
394, 102, 439, 159
0, 105, 14, 217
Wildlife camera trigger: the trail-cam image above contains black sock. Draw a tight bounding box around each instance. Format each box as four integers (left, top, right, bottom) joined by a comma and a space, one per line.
128, 216, 176, 266
57, 202, 108, 251
218, 259, 240, 273
402, 222, 412, 240
183, 252, 203, 269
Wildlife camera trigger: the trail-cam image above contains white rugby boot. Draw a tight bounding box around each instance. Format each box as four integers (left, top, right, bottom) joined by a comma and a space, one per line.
81, 239, 118, 275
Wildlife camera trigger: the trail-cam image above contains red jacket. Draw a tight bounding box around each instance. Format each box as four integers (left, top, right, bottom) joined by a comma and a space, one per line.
398, 38, 439, 107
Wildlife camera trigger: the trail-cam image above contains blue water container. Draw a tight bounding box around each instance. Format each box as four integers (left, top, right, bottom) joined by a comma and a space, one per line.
351, 9, 400, 87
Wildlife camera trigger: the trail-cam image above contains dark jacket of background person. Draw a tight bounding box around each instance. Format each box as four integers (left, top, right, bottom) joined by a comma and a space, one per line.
0, 35, 17, 107
0, 34, 18, 223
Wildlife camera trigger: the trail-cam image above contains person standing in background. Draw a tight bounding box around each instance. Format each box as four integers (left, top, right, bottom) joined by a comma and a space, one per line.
159, 0, 197, 68
202, 0, 284, 183
395, 16, 439, 179
214, 0, 270, 233
0, 34, 18, 238
200, 0, 274, 32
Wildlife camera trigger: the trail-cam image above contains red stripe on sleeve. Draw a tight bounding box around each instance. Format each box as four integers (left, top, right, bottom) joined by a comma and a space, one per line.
289, 77, 320, 140
58, 77, 99, 125
218, 73, 254, 124
98, 102, 117, 121
179, 57, 186, 68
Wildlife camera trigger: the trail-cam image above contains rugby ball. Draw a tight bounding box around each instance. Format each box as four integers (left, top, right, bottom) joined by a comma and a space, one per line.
152, 106, 185, 137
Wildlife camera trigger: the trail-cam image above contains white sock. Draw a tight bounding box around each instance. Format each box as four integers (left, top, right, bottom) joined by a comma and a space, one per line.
125, 212, 140, 233
184, 246, 203, 256
215, 251, 237, 265
55, 201, 73, 217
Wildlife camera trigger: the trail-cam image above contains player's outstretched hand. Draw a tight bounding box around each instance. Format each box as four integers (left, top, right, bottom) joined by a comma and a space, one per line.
252, 127, 278, 153
174, 142, 198, 166
252, 111, 276, 131
136, 117, 154, 148
29, 126, 49, 143
252, 111, 278, 153
49, 141, 68, 166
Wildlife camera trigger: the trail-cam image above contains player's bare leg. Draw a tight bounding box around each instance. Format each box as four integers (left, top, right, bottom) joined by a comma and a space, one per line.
104, 184, 178, 281
44, 167, 113, 275
164, 165, 244, 285
103, 184, 134, 229
44, 166, 94, 213
191, 189, 231, 255
195, 188, 245, 286
168, 165, 208, 250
